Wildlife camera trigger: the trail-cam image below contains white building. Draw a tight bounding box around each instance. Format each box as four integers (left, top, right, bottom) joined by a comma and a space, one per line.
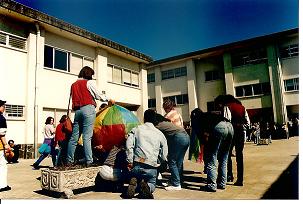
147, 28, 299, 126
0, 0, 152, 157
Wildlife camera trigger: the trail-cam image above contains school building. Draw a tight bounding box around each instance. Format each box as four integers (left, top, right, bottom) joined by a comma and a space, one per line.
147, 28, 299, 126
0, 0, 152, 157
0, 0, 299, 158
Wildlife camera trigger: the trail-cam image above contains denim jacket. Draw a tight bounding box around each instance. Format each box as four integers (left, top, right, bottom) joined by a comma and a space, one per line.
126, 122, 168, 167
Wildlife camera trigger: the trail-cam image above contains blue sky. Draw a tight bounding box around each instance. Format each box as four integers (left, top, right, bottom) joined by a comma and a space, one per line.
15, 0, 298, 60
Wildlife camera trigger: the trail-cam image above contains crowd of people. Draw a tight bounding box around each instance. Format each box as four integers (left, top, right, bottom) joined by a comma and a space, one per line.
0, 66, 298, 197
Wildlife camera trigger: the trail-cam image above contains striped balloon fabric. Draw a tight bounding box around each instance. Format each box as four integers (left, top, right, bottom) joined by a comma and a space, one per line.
92, 104, 140, 152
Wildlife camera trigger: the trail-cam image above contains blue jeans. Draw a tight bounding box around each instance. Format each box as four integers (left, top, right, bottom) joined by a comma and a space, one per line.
130, 163, 158, 193
67, 105, 96, 164
207, 121, 233, 190
167, 132, 190, 187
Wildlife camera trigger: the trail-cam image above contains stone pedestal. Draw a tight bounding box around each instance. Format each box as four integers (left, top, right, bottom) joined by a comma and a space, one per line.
41, 167, 100, 198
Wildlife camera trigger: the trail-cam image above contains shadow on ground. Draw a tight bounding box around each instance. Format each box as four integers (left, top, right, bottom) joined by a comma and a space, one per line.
261, 155, 298, 199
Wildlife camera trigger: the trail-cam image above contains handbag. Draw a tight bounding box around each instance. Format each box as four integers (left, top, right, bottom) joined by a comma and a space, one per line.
38, 143, 51, 154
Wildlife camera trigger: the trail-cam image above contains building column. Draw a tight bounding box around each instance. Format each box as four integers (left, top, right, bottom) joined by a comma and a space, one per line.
155, 66, 163, 114
267, 44, 287, 124
137, 63, 148, 122
95, 48, 108, 108
223, 53, 234, 95
186, 59, 198, 113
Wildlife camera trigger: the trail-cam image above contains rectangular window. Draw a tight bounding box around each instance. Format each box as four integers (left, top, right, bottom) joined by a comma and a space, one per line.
113, 67, 122, 84
0, 31, 27, 50
123, 70, 131, 86
235, 82, 271, 97
54, 49, 68, 71
205, 70, 221, 81
231, 47, 267, 67
284, 78, 299, 91
161, 67, 187, 80
148, 99, 156, 108
107, 64, 139, 88
44, 45, 69, 72
131, 72, 139, 87
280, 44, 299, 58
163, 94, 188, 105
5, 104, 24, 118
70, 53, 83, 75
147, 73, 155, 83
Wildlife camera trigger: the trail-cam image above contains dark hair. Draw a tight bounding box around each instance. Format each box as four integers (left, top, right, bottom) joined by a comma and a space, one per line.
45, 117, 54, 124
8, 140, 14, 145
214, 94, 242, 106
144, 109, 157, 124
78, 66, 95, 80
163, 99, 175, 111
59, 115, 68, 123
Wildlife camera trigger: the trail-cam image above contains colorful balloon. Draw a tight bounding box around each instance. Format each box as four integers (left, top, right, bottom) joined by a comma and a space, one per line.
92, 104, 140, 152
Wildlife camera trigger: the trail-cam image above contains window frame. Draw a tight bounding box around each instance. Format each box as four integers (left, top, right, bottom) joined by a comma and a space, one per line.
107, 63, 140, 89
4, 104, 25, 120
0, 31, 27, 51
284, 78, 299, 92
161, 66, 187, 80
235, 82, 271, 98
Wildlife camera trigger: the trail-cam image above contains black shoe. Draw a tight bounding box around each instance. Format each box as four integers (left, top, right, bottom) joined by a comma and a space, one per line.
32, 164, 39, 170
234, 181, 243, 186
217, 185, 225, 190
0, 186, 11, 192
200, 185, 216, 192
138, 180, 154, 199
227, 176, 234, 182
126, 177, 137, 199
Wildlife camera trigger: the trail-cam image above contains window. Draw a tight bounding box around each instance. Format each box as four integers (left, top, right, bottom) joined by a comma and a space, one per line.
147, 73, 155, 83
205, 70, 221, 81
163, 94, 188, 105
235, 82, 271, 97
231, 47, 267, 67
0, 31, 27, 50
284, 78, 299, 92
107, 64, 140, 88
280, 44, 299, 58
5, 104, 24, 119
161, 67, 187, 80
148, 99, 156, 108
44, 45, 69, 72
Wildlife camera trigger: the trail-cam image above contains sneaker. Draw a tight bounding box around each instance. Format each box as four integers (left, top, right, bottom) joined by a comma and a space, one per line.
139, 180, 154, 199
165, 185, 182, 191
234, 181, 243, 186
126, 177, 137, 199
200, 185, 216, 192
0, 186, 11, 192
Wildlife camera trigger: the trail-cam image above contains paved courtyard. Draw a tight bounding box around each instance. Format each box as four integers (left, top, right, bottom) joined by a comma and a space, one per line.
0, 136, 299, 200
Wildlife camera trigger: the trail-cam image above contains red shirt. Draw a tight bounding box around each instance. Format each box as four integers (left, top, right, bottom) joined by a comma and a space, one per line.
55, 123, 66, 142
71, 79, 96, 110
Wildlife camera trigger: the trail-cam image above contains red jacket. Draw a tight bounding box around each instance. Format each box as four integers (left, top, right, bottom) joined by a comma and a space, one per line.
227, 102, 246, 124
71, 79, 96, 110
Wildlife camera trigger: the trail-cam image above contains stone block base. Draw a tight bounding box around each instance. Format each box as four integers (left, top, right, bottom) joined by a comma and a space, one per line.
41, 167, 100, 198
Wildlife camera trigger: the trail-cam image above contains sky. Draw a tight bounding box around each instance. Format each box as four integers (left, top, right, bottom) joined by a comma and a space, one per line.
14, 0, 299, 60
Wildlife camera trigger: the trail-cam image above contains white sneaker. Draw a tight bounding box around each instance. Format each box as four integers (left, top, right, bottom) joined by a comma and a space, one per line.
165, 185, 182, 191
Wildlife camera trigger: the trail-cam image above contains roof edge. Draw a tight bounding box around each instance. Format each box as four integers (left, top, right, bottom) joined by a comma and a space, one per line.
0, 0, 153, 62
148, 28, 298, 67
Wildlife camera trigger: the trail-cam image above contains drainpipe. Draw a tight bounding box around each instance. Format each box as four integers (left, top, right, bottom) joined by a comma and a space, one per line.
34, 23, 40, 158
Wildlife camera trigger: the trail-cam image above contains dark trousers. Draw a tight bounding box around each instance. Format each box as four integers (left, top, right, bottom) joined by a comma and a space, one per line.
227, 125, 245, 182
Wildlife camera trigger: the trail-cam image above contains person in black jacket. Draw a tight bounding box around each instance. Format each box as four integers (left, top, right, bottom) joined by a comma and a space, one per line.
192, 108, 234, 192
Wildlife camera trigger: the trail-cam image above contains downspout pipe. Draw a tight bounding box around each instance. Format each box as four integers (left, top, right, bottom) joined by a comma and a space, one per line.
34, 22, 40, 158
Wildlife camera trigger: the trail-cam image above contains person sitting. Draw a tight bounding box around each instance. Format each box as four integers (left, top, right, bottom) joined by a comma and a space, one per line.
7, 140, 20, 163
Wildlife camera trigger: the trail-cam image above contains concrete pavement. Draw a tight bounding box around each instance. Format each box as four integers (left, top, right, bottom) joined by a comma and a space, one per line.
0, 136, 299, 200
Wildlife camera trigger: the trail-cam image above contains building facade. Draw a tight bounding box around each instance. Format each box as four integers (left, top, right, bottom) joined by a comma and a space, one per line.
147, 28, 299, 126
0, 0, 152, 156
